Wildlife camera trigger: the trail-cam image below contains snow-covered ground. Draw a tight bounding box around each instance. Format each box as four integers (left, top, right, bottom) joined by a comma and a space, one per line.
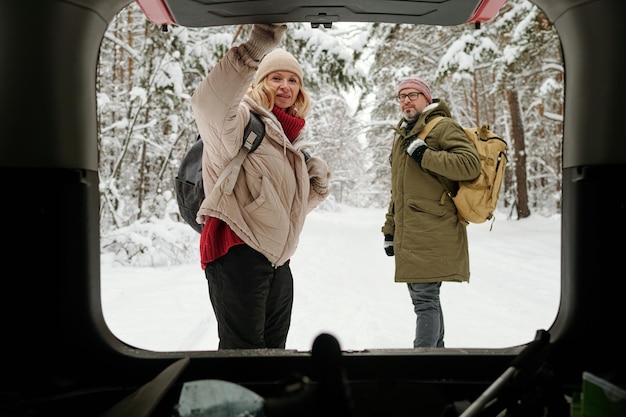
101, 205, 560, 352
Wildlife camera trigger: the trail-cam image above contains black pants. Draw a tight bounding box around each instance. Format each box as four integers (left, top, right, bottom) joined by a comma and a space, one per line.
204, 244, 293, 349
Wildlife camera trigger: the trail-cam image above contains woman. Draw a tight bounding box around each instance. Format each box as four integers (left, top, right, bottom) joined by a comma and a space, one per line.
191, 23, 331, 350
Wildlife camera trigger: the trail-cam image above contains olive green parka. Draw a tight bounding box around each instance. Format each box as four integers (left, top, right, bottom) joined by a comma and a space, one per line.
382, 99, 481, 283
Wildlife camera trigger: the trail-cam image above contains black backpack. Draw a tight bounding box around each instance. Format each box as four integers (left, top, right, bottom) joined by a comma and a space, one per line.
175, 111, 265, 233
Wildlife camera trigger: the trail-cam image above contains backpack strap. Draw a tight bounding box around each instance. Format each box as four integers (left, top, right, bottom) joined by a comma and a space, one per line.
241, 112, 265, 153
416, 116, 452, 204
417, 116, 444, 140
214, 112, 265, 195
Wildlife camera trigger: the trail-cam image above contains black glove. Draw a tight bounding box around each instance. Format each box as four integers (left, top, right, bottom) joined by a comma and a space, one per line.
406, 138, 427, 165
384, 234, 394, 256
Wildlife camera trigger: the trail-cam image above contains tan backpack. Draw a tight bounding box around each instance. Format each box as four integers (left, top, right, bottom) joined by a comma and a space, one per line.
418, 116, 508, 225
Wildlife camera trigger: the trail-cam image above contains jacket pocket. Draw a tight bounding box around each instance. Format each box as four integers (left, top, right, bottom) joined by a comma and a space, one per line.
407, 197, 448, 217
244, 175, 281, 229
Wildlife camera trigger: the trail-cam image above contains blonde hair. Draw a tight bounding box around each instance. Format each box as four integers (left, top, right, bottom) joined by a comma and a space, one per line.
247, 77, 311, 118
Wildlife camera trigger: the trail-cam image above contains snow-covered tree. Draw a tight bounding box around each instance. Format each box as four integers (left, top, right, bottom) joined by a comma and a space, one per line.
97, 0, 563, 265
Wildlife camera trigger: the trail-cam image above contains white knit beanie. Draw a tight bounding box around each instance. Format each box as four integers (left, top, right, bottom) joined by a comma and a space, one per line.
255, 48, 303, 84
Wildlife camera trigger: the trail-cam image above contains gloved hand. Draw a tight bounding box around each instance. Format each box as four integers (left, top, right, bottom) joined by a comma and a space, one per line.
406, 138, 427, 164
245, 24, 288, 61
307, 156, 331, 197
384, 234, 394, 256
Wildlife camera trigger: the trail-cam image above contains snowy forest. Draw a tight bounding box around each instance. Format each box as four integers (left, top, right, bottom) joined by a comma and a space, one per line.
98, 0, 563, 266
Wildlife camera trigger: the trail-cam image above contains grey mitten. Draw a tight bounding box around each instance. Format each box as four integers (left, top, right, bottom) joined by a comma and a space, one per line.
245, 24, 288, 61
307, 157, 331, 196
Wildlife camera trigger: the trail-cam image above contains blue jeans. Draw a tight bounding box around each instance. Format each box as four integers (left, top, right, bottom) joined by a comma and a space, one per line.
407, 282, 445, 348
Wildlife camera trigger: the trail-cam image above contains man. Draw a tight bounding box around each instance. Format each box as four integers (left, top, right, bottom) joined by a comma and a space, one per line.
382, 76, 481, 348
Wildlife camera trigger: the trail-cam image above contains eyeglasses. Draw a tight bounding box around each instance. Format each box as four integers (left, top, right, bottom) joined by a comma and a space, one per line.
396, 92, 423, 102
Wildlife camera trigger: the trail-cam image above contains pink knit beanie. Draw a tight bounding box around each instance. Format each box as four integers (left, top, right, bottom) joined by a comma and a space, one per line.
397, 76, 433, 104
255, 48, 303, 84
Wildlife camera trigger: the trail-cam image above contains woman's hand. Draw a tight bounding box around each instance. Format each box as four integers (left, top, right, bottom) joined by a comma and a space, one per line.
245, 24, 288, 60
